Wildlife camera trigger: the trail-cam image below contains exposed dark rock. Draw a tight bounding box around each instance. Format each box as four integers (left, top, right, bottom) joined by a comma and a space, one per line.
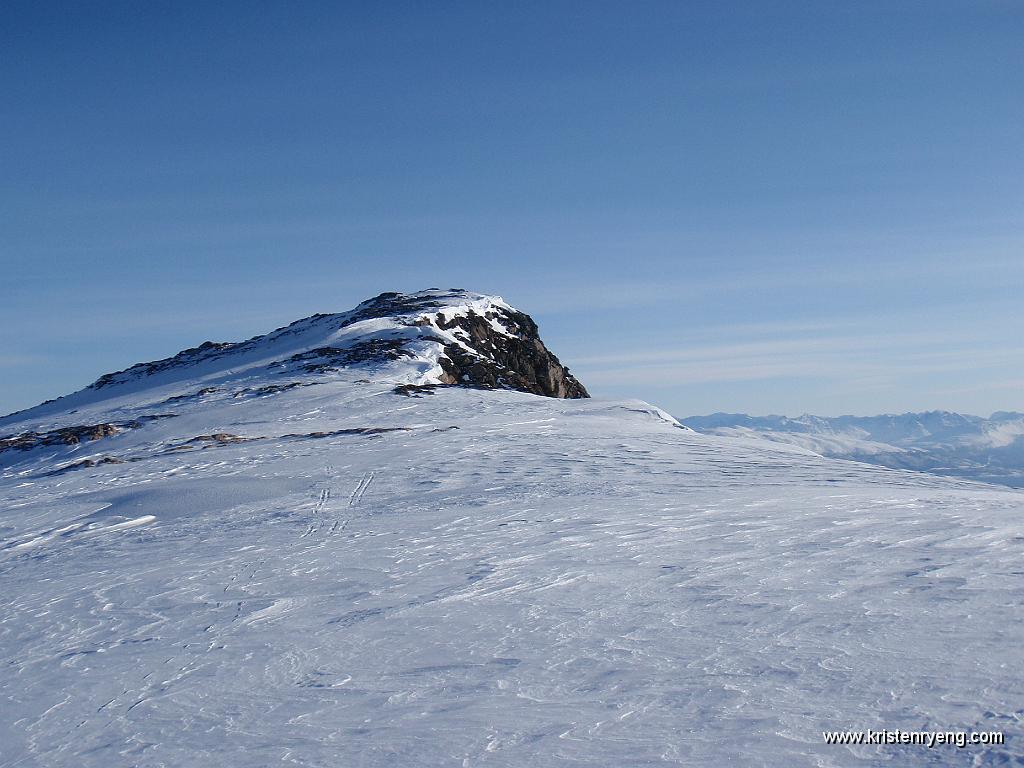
91, 341, 233, 390
280, 340, 414, 374
166, 426, 410, 452
342, 291, 588, 398
162, 383, 315, 404
2, 423, 121, 453
393, 384, 439, 397
191, 433, 248, 443
433, 309, 588, 399
346, 290, 471, 324
1, 414, 179, 453
45, 456, 127, 476
160, 387, 220, 405
168, 433, 256, 451
186, 433, 251, 445
282, 427, 411, 439
232, 382, 315, 398
286, 296, 588, 398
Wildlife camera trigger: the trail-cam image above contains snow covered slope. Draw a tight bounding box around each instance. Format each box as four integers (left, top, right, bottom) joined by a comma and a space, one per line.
0, 288, 586, 430
682, 412, 1024, 488
1, 292, 1022, 767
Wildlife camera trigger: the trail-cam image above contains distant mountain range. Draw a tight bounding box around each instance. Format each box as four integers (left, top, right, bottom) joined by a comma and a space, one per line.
681, 410, 1024, 487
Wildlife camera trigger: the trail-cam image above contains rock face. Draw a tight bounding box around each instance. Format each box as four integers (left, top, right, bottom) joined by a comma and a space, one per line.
324, 290, 588, 398
342, 290, 588, 398
431, 305, 588, 398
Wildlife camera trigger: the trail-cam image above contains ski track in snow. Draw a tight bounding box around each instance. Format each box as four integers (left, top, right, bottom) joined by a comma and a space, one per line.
0, 381, 1022, 767
349, 470, 374, 508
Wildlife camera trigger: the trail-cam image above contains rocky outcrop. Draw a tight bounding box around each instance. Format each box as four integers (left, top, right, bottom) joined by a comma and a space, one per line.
282, 340, 413, 374
45, 456, 127, 476
0, 423, 122, 452
91, 341, 233, 390
0, 415, 176, 454
431, 307, 588, 398
312, 289, 589, 399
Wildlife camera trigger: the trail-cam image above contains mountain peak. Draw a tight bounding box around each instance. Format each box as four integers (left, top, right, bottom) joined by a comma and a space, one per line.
2, 290, 587, 425
348, 288, 505, 320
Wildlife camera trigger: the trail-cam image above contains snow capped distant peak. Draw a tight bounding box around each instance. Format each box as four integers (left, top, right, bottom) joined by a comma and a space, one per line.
682, 410, 1024, 487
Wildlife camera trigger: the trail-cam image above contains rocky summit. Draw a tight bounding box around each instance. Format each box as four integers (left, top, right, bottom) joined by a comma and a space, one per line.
1, 289, 587, 428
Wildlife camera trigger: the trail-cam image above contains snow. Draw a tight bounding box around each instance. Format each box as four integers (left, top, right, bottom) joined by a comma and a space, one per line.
0, 290, 517, 428
1, 297, 1023, 766
684, 411, 1024, 488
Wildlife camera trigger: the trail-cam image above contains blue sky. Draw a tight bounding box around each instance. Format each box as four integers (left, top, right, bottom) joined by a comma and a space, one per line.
2, 1, 1022, 417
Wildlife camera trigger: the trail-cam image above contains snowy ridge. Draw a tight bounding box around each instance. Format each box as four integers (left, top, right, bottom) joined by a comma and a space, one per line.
0, 289, 584, 430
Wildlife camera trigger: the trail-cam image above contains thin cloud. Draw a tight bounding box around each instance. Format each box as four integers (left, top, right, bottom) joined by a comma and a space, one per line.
574, 335, 1024, 388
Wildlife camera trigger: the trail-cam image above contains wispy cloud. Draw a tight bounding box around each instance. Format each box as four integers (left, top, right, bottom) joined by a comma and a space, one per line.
573, 331, 1024, 388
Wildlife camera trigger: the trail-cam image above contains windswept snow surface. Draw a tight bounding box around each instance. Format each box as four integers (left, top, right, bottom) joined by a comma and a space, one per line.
1, 318, 1023, 765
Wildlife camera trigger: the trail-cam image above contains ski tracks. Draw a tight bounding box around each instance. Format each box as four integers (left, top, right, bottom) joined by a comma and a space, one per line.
331, 471, 374, 535
302, 467, 373, 541
348, 471, 374, 508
